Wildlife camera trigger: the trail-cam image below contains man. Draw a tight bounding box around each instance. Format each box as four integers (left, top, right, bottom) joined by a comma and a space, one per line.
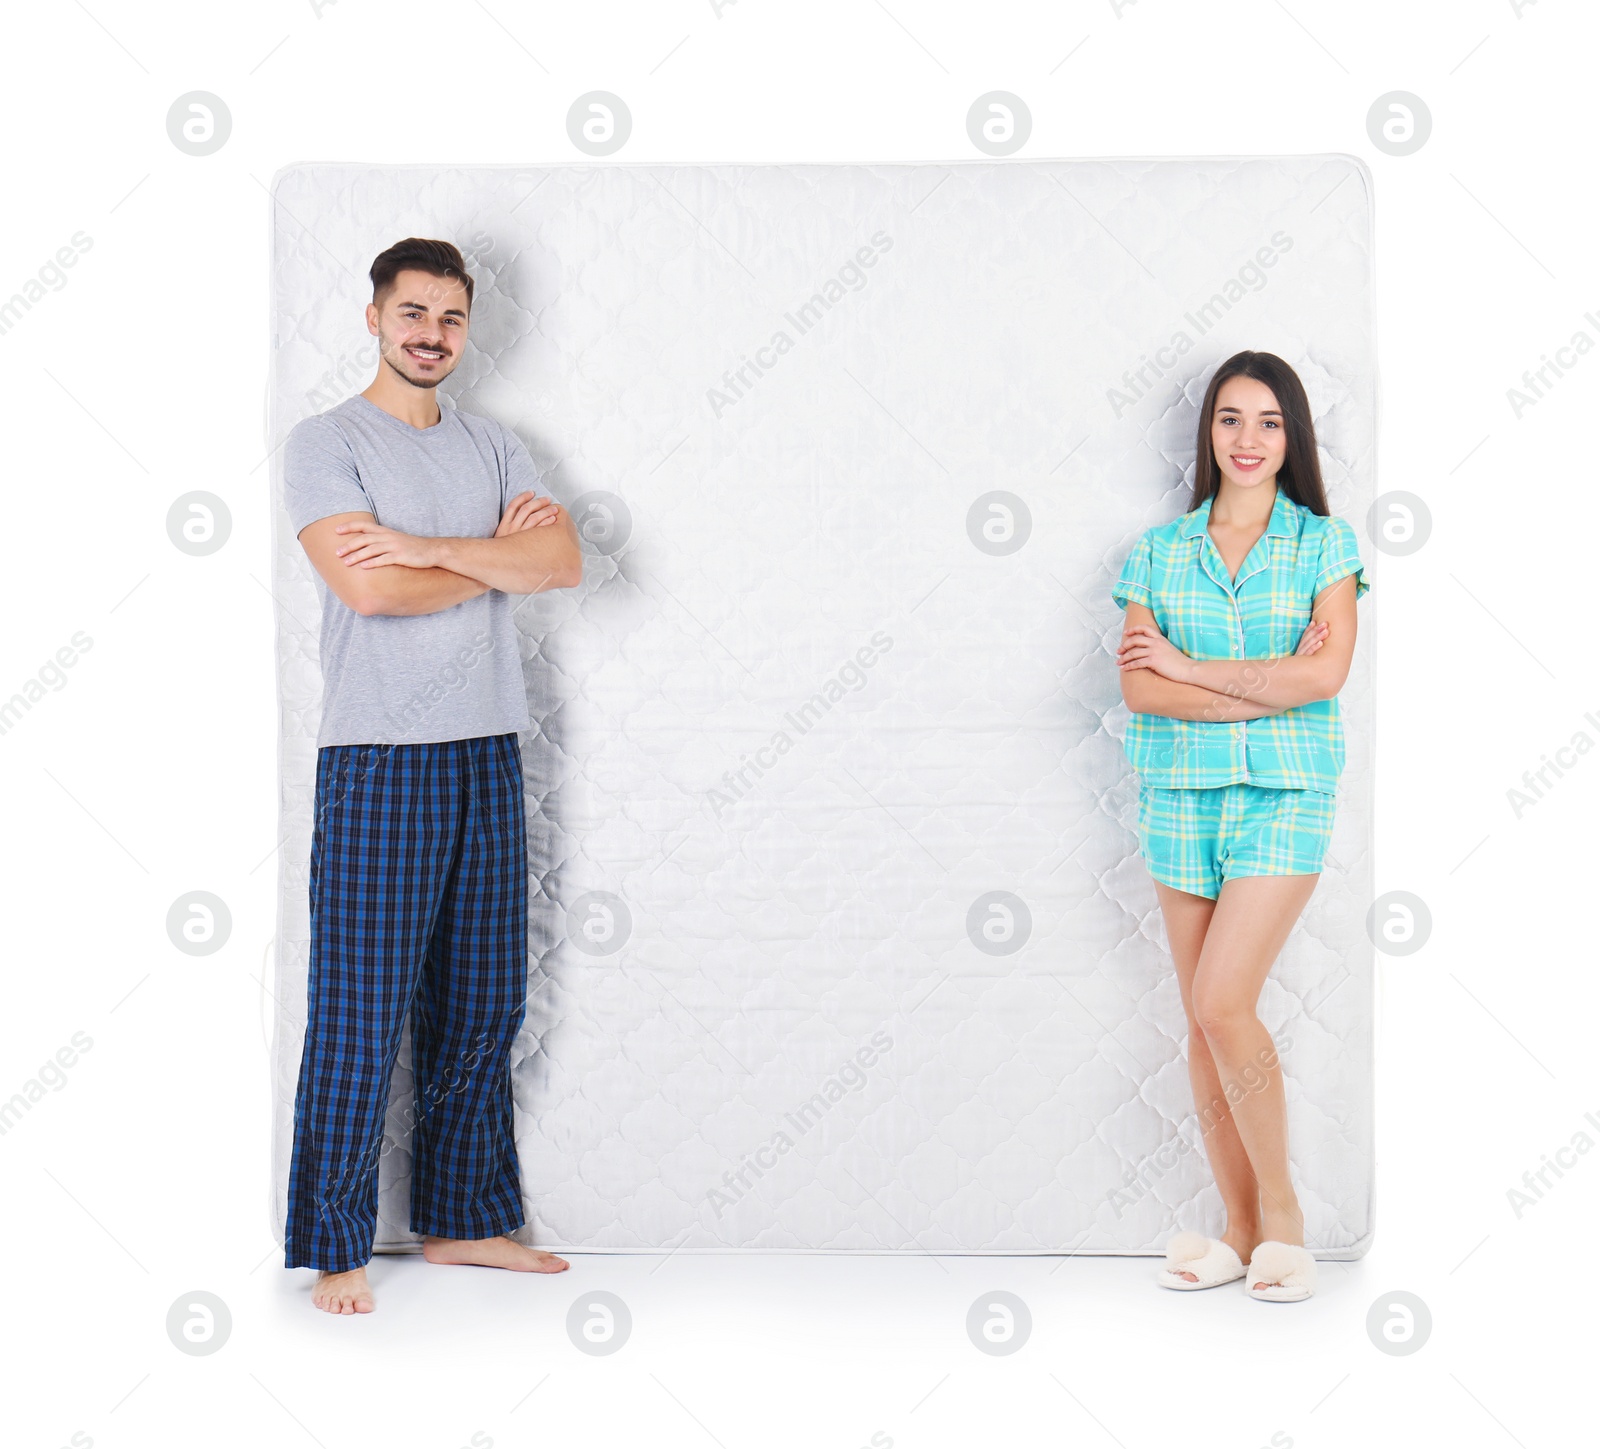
282, 237, 581, 1314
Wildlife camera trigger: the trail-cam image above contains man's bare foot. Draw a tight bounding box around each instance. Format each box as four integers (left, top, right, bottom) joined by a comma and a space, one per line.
312, 1266, 375, 1314
1170, 1227, 1259, 1284
420, 1234, 569, 1273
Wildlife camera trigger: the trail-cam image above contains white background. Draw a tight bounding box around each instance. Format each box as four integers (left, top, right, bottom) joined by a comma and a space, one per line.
1, 2, 1591, 1447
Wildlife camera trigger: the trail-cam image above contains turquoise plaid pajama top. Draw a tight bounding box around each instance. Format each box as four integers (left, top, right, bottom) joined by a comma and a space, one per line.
1110, 488, 1370, 792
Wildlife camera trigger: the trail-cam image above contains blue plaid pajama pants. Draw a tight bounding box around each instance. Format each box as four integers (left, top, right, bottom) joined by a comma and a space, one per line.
285, 732, 529, 1271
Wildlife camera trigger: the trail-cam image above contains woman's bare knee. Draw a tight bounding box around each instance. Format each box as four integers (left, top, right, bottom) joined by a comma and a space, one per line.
1191, 980, 1257, 1050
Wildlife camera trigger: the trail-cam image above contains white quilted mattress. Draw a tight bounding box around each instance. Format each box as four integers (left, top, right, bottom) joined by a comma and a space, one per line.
266, 156, 1376, 1256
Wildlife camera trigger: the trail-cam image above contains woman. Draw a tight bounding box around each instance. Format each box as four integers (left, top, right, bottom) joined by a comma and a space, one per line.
1110, 350, 1370, 1303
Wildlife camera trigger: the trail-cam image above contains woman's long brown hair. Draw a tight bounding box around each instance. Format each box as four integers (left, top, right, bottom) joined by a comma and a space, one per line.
1191, 351, 1330, 516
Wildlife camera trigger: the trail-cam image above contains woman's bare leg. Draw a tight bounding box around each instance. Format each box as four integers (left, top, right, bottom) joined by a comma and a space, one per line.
1153, 879, 1262, 1277
1189, 872, 1320, 1284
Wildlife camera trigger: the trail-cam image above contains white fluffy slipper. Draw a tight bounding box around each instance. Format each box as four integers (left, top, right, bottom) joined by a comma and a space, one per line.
1246, 1241, 1317, 1302
1157, 1230, 1246, 1291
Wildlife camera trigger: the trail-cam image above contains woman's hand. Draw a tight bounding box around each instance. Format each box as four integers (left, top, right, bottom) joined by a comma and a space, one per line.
1118, 617, 1329, 682
1116, 623, 1195, 682
1295, 619, 1329, 656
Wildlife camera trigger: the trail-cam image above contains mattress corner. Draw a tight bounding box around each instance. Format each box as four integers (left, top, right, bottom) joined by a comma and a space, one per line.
1328, 151, 1376, 208
265, 160, 317, 200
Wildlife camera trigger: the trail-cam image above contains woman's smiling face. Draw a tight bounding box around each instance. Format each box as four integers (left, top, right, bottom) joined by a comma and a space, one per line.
1210, 374, 1288, 491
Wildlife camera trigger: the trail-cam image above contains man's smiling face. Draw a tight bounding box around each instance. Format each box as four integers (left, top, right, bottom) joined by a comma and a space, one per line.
368, 267, 471, 391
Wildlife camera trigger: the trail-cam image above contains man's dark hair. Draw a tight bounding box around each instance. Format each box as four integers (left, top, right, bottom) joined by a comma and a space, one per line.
369, 237, 474, 316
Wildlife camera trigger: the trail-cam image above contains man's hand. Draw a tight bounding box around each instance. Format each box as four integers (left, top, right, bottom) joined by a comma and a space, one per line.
426, 493, 582, 595
495, 491, 562, 536
334, 491, 562, 570
332, 519, 440, 570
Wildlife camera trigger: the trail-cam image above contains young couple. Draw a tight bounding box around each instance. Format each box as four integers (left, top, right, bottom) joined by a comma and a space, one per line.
281, 236, 1368, 1313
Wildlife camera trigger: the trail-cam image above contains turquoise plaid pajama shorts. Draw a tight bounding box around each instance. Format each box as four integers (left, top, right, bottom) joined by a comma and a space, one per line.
1136, 782, 1335, 900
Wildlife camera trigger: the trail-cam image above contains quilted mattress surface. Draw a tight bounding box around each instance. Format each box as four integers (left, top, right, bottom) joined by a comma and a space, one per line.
267, 156, 1376, 1255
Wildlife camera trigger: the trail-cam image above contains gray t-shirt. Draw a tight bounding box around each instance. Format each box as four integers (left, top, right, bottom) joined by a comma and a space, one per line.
283, 394, 536, 748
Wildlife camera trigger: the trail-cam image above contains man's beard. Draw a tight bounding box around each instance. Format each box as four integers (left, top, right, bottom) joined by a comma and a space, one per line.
382, 339, 445, 390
